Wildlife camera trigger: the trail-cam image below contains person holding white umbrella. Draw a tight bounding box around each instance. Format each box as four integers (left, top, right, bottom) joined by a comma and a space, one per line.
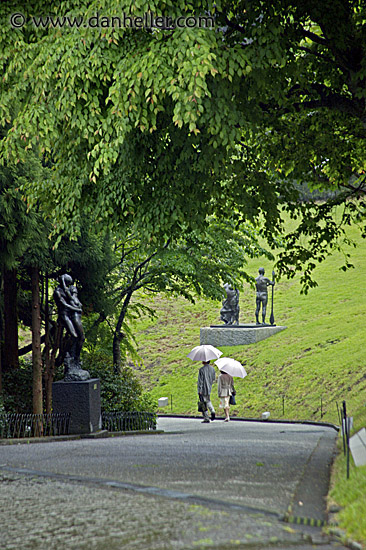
188, 345, 222, 423
197, 360, 216, 423
215, 357, 247, 422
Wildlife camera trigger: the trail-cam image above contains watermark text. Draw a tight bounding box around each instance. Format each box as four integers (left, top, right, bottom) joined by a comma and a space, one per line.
10, 12, 215, 30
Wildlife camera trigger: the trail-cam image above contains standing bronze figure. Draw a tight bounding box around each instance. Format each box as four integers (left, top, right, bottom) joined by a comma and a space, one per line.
255, 268, 275, 325
53, 274, 90, 381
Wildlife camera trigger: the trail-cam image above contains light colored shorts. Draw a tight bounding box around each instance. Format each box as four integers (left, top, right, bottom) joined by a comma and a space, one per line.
219, 396, 230, 408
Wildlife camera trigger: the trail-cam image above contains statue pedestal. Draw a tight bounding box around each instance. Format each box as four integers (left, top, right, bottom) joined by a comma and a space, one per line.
200, 324, 287, 347
53, 378, 102, 435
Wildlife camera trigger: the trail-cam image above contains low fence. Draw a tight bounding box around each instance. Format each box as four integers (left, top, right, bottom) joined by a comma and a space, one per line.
102, 411, 157, 432
0, 413, 70, 439
0, 411, 156, 439
159, 392, 341, 422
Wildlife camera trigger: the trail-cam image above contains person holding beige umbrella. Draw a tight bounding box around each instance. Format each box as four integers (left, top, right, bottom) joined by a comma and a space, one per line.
215, 357, 247, 422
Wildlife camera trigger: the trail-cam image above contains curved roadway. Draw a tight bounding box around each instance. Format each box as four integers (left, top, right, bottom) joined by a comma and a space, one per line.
0, 417, 349, 549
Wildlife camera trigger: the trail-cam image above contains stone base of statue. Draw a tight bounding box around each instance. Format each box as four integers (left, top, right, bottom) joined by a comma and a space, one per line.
200, 324, 287, 347
53, 378, 102, 435
63, 353, 90, 382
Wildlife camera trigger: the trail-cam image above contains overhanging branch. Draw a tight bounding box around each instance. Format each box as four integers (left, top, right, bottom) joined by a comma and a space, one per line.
299, 27, 327, 46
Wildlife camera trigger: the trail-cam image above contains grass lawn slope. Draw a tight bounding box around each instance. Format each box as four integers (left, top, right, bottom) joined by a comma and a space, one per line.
131, 224, 365, 426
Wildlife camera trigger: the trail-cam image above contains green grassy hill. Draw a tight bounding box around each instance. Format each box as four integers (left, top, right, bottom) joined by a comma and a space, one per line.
129, 223, 366, 546
130, 223, 366, 426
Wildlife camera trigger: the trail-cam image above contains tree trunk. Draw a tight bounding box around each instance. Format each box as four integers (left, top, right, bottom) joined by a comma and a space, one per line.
43, 275, 52, 415
2, 268, 19, 371
113, 292, 133, 374
31, 266, 43, 417
48, 324, 62, 409
112, 332, 122, 374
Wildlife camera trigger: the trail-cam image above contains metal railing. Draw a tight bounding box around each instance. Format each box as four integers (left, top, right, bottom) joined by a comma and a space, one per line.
0, 411, 156, 438
0, 413, 71, 439
102, 411, 156, 432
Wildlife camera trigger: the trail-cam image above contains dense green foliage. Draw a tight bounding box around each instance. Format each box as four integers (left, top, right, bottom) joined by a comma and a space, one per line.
0, 352, 155, 414
81, 351, 155, 412
1, 358, 34, 413
1, 0, 365, 288
0, 156, 46, 271
109, 219, 271, 305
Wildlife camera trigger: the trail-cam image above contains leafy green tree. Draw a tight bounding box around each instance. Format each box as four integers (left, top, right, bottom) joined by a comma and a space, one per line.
0, 188, 53, 414
2, 0, 365, 289
0, 187, 117, 412
0, 146, 47, 412
83, 218, 271, 372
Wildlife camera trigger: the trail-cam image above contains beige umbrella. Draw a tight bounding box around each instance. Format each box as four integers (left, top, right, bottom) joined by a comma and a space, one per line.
187, 345, 223, 362
215, 357, 247, 378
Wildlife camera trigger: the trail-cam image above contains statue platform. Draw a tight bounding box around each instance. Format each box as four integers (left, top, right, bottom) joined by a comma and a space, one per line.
200, 324, 287, 347
53, 378, 102, 435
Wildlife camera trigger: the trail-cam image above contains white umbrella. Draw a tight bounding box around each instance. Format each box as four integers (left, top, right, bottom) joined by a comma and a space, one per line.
187, 345, 223, 362
215, 357, 247, 378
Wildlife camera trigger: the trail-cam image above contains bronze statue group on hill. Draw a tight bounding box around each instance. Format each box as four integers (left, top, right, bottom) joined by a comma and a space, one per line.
220, 268, 276, 327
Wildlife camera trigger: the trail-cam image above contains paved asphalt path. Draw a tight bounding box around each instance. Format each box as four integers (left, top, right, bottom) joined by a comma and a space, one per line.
0, 417, 349, 549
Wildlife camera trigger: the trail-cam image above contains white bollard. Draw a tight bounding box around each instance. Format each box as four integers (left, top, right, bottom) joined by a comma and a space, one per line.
158, 397, 169, 408
261, 412, 270, 420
